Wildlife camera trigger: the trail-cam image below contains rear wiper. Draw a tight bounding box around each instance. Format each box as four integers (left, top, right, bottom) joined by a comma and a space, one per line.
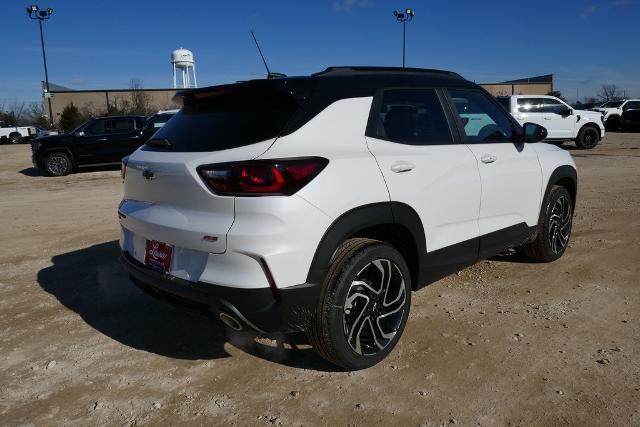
146, 138, 173, 150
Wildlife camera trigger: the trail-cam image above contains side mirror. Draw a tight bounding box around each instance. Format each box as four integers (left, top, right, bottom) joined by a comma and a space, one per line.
75, 131, 85, 138
522, 122, 548, 143
559, 108, 573, 116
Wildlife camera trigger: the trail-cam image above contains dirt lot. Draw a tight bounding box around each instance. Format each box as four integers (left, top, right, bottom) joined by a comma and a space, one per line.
0, 135, 639, 426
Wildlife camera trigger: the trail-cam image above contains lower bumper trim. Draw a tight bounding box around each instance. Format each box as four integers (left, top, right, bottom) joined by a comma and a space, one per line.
120, 250, 321, 334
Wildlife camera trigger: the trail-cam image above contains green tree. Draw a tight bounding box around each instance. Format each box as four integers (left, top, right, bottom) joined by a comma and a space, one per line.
58, 102, 82, 133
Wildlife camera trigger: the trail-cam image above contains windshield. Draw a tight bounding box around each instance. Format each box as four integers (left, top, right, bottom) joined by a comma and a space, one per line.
601, 101, 623, 108
144, 85, 304, 152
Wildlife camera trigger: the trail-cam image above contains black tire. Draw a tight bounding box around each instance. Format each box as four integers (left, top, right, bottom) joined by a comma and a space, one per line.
575, 125, 600, 149
8, 133, 22, 144
604, 117, 621, 132
520, 186, 573, 262
45, 152, 73, 176
307, 238, 411, 370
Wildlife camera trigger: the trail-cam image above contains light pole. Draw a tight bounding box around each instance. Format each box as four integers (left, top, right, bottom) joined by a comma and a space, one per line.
393, 8, 415, 68
26, 4, 54, 128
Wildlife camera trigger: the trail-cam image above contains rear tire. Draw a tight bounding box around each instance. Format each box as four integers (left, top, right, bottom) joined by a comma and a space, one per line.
307, 238, 411, 370
520, 186, 573, 262
9, 133, 22, 144
575, 125, 599, 149
45, 152, 73, 176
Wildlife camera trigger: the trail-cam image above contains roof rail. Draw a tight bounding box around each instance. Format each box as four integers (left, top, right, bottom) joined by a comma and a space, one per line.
313, 66, 462, 78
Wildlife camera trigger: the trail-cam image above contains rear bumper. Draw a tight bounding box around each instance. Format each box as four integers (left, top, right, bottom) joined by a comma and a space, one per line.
120, 250, 320, 334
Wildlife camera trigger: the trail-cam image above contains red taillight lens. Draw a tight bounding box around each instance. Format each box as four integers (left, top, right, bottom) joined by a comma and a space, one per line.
198, 157, 328, 196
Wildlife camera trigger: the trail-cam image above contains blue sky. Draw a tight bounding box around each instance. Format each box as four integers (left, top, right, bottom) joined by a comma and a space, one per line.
2, 0, 639, 105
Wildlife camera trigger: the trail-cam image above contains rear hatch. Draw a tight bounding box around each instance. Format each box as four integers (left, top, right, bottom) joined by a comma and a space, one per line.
120, 79, 314, 255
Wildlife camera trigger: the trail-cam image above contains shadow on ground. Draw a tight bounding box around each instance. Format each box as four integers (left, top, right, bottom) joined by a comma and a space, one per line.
37, 240, 338, 371
19, 164, 120, 177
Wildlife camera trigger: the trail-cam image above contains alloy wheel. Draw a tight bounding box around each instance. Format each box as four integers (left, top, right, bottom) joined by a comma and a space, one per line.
343, 258, 407, 356
48, 155, 69, 175
548, 195, 572, 254
582, 128, 598, 148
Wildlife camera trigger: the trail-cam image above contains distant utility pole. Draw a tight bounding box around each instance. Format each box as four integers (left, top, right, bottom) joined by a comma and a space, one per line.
393, 8, 415, 68
26, 4, 54, 127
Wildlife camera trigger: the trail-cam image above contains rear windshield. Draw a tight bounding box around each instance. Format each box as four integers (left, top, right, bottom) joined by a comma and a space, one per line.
144, 86, 302, 152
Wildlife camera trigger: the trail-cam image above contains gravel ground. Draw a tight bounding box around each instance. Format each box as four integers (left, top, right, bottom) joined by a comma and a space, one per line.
0, 135, 639, 426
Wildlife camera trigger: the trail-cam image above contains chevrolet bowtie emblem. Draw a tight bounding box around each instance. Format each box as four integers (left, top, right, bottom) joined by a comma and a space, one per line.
142, 169, 155, 180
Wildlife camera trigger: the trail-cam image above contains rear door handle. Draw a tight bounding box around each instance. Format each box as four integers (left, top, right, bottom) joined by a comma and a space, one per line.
97, 138, 108, 141
390, 161, 415, 173
480, 154, 497, 164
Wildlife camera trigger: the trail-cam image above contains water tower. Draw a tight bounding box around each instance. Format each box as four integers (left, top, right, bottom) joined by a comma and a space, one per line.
171, 48, 197, 89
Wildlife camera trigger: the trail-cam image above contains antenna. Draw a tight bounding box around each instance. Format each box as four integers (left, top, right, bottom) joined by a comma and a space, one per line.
250, 30, 286, 79
251, 30, 271, 76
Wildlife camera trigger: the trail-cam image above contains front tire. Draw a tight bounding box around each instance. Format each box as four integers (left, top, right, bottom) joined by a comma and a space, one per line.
307, 238, 411, 370
45, 152, 73, 176
575, 125, 599, 149
520, 186, 573, 262
9, 133, 23, 144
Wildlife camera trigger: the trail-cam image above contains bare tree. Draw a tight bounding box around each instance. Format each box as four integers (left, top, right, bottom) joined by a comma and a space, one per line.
597, 84, 624, 102
128, 78, 153, 116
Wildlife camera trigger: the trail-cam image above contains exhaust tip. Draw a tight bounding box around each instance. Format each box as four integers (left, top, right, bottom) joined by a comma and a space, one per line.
219, 312, 243, 331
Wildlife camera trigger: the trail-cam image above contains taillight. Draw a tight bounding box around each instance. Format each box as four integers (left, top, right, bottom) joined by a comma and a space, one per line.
197, 157, 328, 196
121, 156, 129, 181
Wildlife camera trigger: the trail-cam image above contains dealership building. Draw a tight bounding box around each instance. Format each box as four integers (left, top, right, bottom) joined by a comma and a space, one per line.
43, 74, 553, 126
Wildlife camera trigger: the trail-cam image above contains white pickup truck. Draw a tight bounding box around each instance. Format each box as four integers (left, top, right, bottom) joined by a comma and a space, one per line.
497, 95, 605, 149
591, 99, 640, 129
0, 124, 37, 144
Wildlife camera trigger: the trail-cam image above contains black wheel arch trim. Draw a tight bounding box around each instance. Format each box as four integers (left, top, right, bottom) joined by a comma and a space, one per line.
544, 165, 577, 211
305, 202, 426, 288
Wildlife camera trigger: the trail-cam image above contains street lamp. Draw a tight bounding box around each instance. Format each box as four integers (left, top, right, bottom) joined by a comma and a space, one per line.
26, 4, 54, 127
393, 8, 415, 68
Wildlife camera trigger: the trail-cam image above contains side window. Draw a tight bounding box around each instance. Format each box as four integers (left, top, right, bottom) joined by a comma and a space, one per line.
370, 88, 453, 145
543, 98, 568, 114
517, 98, 544, 113
84, 120, 108, 136
111, 119, 135, 133
624, 101, 640, 110
147, 114, 172, 130
448, 89, 514, 143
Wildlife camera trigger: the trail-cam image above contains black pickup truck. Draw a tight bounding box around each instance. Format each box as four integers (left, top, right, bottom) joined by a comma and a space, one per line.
31, 111, 176, 176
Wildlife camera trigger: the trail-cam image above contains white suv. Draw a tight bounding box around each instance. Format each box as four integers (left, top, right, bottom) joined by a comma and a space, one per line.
119, 67, 577, 370
498, 95, 605, 149
592, 99, 640, 129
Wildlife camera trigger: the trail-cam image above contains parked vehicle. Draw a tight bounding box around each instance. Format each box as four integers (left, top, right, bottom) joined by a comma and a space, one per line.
592, 99, 640, 130
119, 67, 577, 370
622, 108, 640, 131
0, 123, 36, 144
141, 109, 179, 141
497, 95, 605, 148
31, 115, 151, 176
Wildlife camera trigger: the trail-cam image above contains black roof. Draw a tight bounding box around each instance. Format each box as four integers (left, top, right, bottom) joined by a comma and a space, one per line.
178, 66, 474, 102
313, 66, 464, 79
